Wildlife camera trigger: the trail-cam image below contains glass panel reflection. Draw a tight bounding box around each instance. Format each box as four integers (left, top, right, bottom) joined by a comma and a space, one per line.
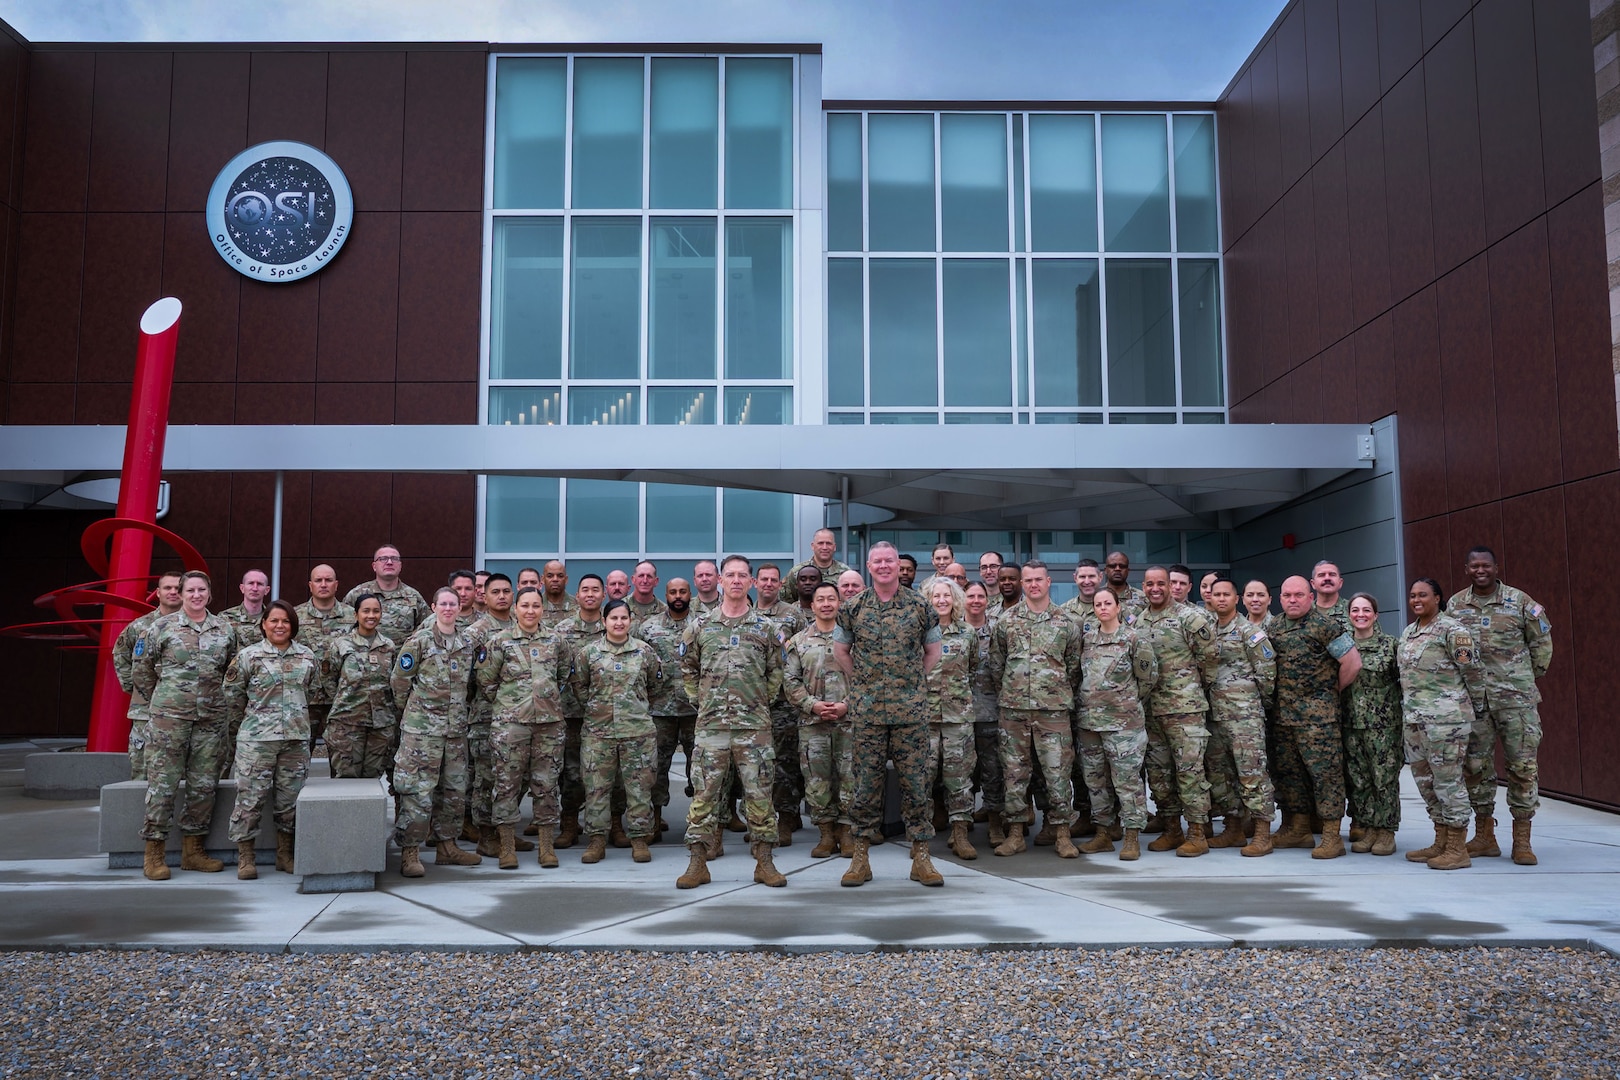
649, 218, 717, 379
491, 219, 563, 380
647, 386, 715, 425
827, 113, 863, 251
1179, 259, 1223, 406
572, 58, 645, 209
494, 58, 566, 209
827, 258, 864, 407
941, 113, 1008, 252
725, 58, 794, 209
868, 258, 938, 406
1101, 114, 1170, 251
489, 386, 561, 427
1105, 259, 1175, 406
1028, 114, 1096, 252
725, 386, 792, 425
568, 386, 641, 426
871, 412, 939, 424
1173, 114, 1218, 251
486, 476, 559, 553
1031, 259, 1101, 407
724, 489, 793, 552
566, 479, 639, 551
646, 483, 717, 552
651, 58, 718, 209
725, 219, 792, 379
868, 114, 935, 251
943, 260, 1012, 406
570, 218, 641, 379
945, 413, 1012, 424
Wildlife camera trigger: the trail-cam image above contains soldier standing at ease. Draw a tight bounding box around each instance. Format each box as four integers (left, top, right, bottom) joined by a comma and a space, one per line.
1137, 566, 1219, 856
390, 587, 481, 877
990, 563, 1022, 618
223, 600, 318, 880
926, 578, 980, 860
787, 527, 853, 603
112, 569, 183, 779
221, 569, 270, 649
626, 561, 667, 633
691, 560, 722, 613
539, 561, 577, 627
1075, 586, 1157, 860
1344, 592, 1402, 855
756, 563, 809, 842
679, 555, 787, 889
639, 579, 700, 838
1446, 546, 1553, 865
1104, 551, 1149, 619
553, 575, 607, 848
294, 564, 355, 749
130, 570, 238, 880
1312, 561, 1350, 635
837, 569, 866, 602
605, 570, 631, 602
466, 573, 522, 858
1203, 576, 1276, 856
834, 542, 944, 887
785, 582, 853, 858
344, 546, 431, 648
320, 594, 397, 780
964, 582, 1005, 845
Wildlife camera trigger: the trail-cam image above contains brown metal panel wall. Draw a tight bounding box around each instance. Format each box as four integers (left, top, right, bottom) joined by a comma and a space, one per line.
1218, 0, 1618, 809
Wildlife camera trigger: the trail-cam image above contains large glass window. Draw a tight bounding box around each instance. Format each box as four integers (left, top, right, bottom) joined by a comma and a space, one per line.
942, 260, 1011, 406
572, 58, 645, 209
565, 479, 640, 551
493, 58, 566, 209
868, 259, 937, 406
650, 58, 718, 210
648, 385, 715, 425
1029, 114, 1096, 252
827, 258, 864, 407
724, 489, 793, 552
486, 477, 560, 552
489, 386, 561, 427
1101, 114, 1171, 252
569, 386, 640, 426
725, 386, 792, 424
867, 114, 935, 252
570, 218, 642, 379
725, 58, 794, 209
1106, 259, 1175, 406
649, 218, 717, 379
1031, 259, 1101, 407
646, 483, 716, 552
724, 219, 792, 379
1178, 259, 1223, 407
490, 219, 563, 379
941, 114, 1008, 252
827, 113, 863, 251
1173, 114, 1218, 252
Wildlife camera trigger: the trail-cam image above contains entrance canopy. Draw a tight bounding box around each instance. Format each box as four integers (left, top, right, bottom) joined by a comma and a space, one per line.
0, 422, 1375, 531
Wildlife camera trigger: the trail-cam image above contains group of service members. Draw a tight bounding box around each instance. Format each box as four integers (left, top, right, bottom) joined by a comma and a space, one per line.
110, 531, 1551, 887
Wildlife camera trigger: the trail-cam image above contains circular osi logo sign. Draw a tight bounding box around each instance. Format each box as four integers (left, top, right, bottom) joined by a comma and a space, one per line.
206, 141, 353, 282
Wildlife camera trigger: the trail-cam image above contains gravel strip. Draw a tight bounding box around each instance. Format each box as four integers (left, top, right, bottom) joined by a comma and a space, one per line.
2, 947, 1615, 1078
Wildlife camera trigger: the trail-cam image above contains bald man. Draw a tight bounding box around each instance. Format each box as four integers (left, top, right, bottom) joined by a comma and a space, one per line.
296, 564, 356, 746
837, 570, 866, 602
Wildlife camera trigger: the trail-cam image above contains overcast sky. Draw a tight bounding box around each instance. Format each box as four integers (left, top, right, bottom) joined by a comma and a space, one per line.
0, 0, 1287, 101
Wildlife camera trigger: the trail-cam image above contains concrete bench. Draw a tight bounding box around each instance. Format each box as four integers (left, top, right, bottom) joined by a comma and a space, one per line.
292, 778, 390, 894
26, 751, 135, 799
100, 779, 271, 868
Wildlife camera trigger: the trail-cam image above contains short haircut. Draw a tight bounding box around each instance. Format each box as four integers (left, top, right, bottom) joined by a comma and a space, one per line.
757, 562, 781, 576
1143, 564, 1168, 578
519, 566, 542, 579
721, 554, 752, 573
1022, 559, 1049, 574
635, 560, 657, 574
475, 569, 490, 580
812, 582, 841, 601
155, 569, 185, 585
448, 569, 476, 586
1169, 563, 1192, 580
1208, 576, 1238, 593
980, 551, 1004, 564
1465, 545, 1496, 563
260, 599, 300, 638
869, 540, 898, 557
1312, 560, 1341, 574
898, 554, 918, 568
796, 565, 823, 581
578, 573, 604, 588
484, 572, 512, 588
1000, 561, 1023, 575
372, 544, 400, 559
1077, 558, 1099, 570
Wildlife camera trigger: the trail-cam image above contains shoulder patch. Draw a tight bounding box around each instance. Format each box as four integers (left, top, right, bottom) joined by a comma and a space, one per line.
1528, 603, 1543, 619
476, 647, 487, 664
398, 652, 414, 671
133, 639, 146, 658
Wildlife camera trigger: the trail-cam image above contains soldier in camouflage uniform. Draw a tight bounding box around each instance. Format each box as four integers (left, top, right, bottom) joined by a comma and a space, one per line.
785, 581, 854, 858
834, 542, 944, 887
295, 564, 355, 748
963, 582, 1005, 844
1243, 580, 1276, 630
570, 599, 662, 865
787, 528, 853, 603
1204, 576, 1277, 856
640, 580, 699, 838
1311, 562, 1351, 636
1075, 586, 1158, 860
988, 563, 1022, 619
540, 561, 579, 628
1055, 559, 1109, 835
988, 560, 1083, 858
389, 587, 481, 876
223, 600, 318, 879
1104, 551, 1150, 620
1137, 566, 1219, 856
552, 575, 606, 847
343, 546, 431, 648
476, 586, 569, 869
1344, 592, 1402, 855
757, 563, 809, 841
691, 560, 723, 614
112, 570, 184, 779
220, 568, 269, 650
678, 556, 787, 890
1270, 575, 1362, 858
925, 578, 981, 860
625, 561, 668, 634
1446, 546, 1553, 865
320, 594, 398, 780
130, 571, 239, 880
1399, 577, 1488, 870
464, 573, 518, 855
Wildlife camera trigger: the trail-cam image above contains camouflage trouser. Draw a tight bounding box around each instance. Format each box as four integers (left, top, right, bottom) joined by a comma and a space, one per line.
928, 721, 977, 823
581, 731, 656, 840
1272, 722, 1346, 820
228, 738, 310, 841
1068, 712, 1098, 816
684, 727, 776, 847
141, 715, 227, 840
850, 720, 933, 843
1208, 708, 1275, 819
467, 721, 495, 829
998, 709, 1076, 828
308, 703, 331, 748
1407, 717, 1470, 828
972, 719, 1005, 812
772, 702, 804, 815
492, 719, 565, 827
653, 713, 696, 808
324, 718, 395, 779
391, 731, 469, 847
1466, 706, 1541, 820
221, 715, 242, 779
127, 719, 147, 780
799, 720, 854, 825
1144, 711, 1212, 824
1078, 725, 1149, 829
1344, 718, 1403, 830
562, 717, 585, 814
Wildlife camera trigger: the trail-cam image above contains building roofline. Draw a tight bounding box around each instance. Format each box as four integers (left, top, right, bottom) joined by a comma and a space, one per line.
823, 98, 1213, 112
1216, 0, 1297, 103
23, 40, 822, 55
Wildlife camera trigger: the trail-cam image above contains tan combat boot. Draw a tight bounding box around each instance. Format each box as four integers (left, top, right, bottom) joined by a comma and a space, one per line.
650, 808, 664, 842
181, 834, 223, 872
523, 819, 540, 837
1466, 814, 1500, 858
987, 811, 1007, 847
1370, 828, 1397, 856
460, 820, 480, 845
477, 828, 501, 859
1078, 825, 1114, 854
1142, 811, 1167, 834
835, 824, 855, 858
1119, 828, 1141, 861
1032, 816, 1058, 846
1427, 824, 1472, 870
536, 828, 559, 868
776, 812, 794, 847
993, 822, 1026, 857
497, 825, 518, 870
1406, 822, 1445, 862
513, 831, 535, 852
811, 822, 838, 858
275, 831, 295, 874
1273, 812, 1316, 849
1147, 817, 1185, 853
909, 840, 944, 886
609, 815, 631, 848
580, 835, 608, 864
143, 839, 171, 881
841, 837, 873, 886
1240, 817, 1274, 857
1311, 818, 1345, 860
1053, 823, 1079, 859
1351, 823, 1376, 854
1207, 815, 1245, 849
555, 811, 582, 849
752, 841, 787, 886
948, 821, 978, 861
1176, 820, 1210, 858
400, 845, 425, 878
435, 839, 482, 866
705, 829, 725, 860
1072, 808, 1096, 838
676, 845, 710, 889
1347, 821, 1367, 843
727, 802, 748, 833
236, 839, 257, 880
1511, 819, 1537, 866
631, 837, 652, 863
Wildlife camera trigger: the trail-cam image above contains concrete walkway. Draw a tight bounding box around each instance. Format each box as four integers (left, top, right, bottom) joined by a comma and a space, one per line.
3, 739, 1617, 955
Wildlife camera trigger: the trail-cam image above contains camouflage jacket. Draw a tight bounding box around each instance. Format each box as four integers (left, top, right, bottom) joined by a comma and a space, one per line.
834, 587, 940, 720
322, 630, 398, 729
988, 603, 1081, 713
1208, 614, 1276, 722
294, 600, 356, 705
926, 621, 981, 725
1315, 597, 1351, 638
1078, 624, 1157, 731
570, 635, 660, 738
476, 625, 568, 727
343, 580, 431, 647
1271, 608, 1356, 726
759, 600, 807, 706
1058, 596, 1094, 633
1397, 615, 1487, 725
1344, 629, 1401, 731
463, 612, 517, 727
638, 611, 698, 716
681, 608, 783, 731
1137, 603, 1218, 717
390, 624, 476, 737
131, 612, 239, 726
220, 604, 267, 649
1116, 585, 1149, 620
786, 558, 853, 602
224, 640, 318, 743
552, 614, 606, 718
626, 596, 667, 636
1445, 583, 1553, 709
541, 593, 578, 629
112, 608, 166, 721
784, 625, 850, 721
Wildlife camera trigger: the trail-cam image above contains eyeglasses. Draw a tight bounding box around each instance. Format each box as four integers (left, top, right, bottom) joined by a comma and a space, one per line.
978, 562, 1000, 570
375, 556, 401, 564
